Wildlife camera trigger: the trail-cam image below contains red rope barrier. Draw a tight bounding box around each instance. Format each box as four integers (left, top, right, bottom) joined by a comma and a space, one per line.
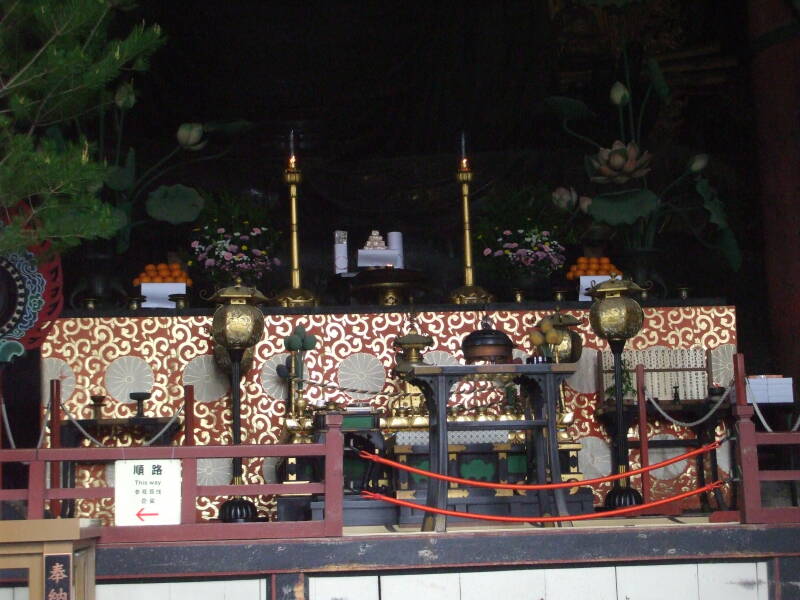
361, 480, 724, 523
359, 440, 720, 491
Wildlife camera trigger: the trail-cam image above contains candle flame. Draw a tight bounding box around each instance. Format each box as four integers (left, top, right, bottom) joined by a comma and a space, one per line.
289, 154, 296, 169
460, 157, 469, 170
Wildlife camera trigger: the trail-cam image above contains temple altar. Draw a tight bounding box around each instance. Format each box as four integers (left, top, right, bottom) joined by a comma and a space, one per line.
39, 301, 737, 524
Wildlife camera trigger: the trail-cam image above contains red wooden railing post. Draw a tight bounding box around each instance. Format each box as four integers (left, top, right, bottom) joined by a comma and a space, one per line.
49, 379, 61, 518
181, 385, 198, 523
732, 353, 762, 523
27, 458, 45, 519
635, 364, 651, 505
322, 414, 344, 536
181, 457, 198, 524
183, 385, 195, 447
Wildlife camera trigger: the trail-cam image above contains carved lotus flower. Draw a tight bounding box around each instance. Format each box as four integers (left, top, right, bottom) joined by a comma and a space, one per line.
587, 141, 652, 184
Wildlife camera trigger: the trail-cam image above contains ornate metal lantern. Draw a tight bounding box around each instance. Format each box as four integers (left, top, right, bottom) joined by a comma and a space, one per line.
209, 280, 269, 351
587, 276, 644, 344
586, 275, 645, 508
209, 278, 268, 522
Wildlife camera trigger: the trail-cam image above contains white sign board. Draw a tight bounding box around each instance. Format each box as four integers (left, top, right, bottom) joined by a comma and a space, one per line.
114, 459, 181, 526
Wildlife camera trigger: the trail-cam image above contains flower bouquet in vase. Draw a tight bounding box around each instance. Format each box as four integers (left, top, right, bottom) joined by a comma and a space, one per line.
189, 223, 280, 294
482, 227, 566, 301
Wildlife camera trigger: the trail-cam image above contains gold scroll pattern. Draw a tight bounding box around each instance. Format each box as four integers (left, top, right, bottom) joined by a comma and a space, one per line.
42, 305, 736, 522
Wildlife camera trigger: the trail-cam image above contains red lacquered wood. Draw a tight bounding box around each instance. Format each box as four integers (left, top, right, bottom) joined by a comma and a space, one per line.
323, 414, 344, 537
48, 379, 61, 517
184, 385, 195, 447
181, 456, 198, 524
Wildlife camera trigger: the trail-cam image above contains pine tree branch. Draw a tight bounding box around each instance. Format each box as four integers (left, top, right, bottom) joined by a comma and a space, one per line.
82, 5, 111, 52
3, 17, 71, 91
0, 1, 20, 28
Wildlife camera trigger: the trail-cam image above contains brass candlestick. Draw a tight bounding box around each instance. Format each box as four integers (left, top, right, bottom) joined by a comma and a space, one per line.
275, 143, 317, 307
450, 154, 493, 304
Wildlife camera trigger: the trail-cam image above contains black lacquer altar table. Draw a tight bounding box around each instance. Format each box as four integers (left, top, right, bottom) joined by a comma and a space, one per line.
410, 362, 577, 532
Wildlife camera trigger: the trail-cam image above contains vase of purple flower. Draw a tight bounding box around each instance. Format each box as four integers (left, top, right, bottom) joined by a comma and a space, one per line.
481, 227, 566, 301
188, 222, 281, 292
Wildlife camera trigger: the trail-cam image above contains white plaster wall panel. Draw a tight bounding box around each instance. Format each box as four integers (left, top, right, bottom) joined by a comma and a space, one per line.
616, 564, 699, 600
697, 562, 765, 600
756, 562, 768, 600
97, 583, 137, 600
309, 575, 379, 600
167, 580, 223, 600
221, 578, 262, 599
380, 572, 460, 600
100, 582, 169, 600
168, 580, 227, 600
11, 588, 27, 600
545, 566, 616, 600
98, 580, 262, 600
459, 568, 545, 600
0, 588, 11, 600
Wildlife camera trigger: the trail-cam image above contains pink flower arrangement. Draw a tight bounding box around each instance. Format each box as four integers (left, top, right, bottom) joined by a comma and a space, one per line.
189, 222, 280, 287
482, 227, 566, 277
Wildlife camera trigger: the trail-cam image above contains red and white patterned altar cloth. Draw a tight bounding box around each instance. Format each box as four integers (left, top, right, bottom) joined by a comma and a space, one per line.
40, 305, 736, 522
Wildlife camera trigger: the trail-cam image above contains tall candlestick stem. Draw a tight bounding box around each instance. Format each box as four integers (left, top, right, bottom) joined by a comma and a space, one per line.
289, 184, 301, 289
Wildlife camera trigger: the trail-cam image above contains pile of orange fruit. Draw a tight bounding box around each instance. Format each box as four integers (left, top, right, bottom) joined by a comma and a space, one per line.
132, 263, 193, 287
565, 256, 620, 281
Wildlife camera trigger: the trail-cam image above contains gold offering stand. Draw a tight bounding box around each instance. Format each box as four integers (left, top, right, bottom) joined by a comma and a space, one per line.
352, 267, 425, 306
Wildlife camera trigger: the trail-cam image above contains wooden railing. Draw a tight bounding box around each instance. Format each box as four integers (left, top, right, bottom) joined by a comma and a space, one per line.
0, 414, 344, 543
726, 353, 800, 524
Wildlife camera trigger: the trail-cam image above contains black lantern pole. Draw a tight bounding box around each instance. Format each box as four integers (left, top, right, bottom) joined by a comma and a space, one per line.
586, 276, 645, 508
229, 348, 244, 482
607, 338, 641, 506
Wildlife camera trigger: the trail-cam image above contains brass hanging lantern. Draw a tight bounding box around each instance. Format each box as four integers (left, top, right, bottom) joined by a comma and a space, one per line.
586, 274, 645, 508
209, 279, 269, 351
586, 276, 644, 344
208, 278, 268, 523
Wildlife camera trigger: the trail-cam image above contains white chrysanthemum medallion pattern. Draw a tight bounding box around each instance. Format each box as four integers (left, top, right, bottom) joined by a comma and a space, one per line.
182, 355, 229, 403
197, 458, 233, 486
40, 357, 76, 405
259, 353, 290, 400
104, 356, 154, 402
337, 352, 385, 400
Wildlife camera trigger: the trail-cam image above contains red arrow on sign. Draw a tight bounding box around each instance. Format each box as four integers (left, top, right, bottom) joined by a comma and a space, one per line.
136, 508, 159, 522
